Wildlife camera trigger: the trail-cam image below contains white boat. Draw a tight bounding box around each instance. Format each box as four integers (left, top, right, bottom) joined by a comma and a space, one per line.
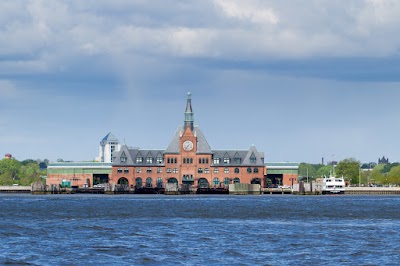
322, 175, 345, 194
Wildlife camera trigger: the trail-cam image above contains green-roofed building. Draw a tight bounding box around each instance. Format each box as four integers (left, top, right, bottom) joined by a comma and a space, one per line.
265, 162, 299, 188
46, 162, 112, 187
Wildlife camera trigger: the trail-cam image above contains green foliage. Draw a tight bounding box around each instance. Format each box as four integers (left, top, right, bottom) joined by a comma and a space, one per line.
316, 165, 333, 178
387, 165, 400, 184
0, 158, 45, 185
298, 163, 316, 179
335, 158, 360, 184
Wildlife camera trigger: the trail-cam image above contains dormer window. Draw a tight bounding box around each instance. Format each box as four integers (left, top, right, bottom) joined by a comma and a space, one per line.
250, 157, 257, 163
157, 157, 163, 164
213, 158, 220, 164
223, 158, 230, 164
146, 157, 153, 164
121, 156, 127, 162
136, 157, 143, 164
234, 157, 241, 164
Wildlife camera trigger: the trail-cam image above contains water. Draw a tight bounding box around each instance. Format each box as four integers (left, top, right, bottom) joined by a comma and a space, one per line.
1, 194, 399, 265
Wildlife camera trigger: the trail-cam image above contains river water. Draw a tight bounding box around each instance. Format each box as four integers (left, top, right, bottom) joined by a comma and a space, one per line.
0, 194, 399, 265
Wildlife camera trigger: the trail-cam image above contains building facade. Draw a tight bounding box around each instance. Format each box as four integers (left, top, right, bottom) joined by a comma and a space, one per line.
46, 162, 112, 187
95, 133, 121, 163
111, 93, 265, 189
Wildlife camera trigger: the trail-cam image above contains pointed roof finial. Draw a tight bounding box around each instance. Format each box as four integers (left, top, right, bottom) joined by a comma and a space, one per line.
184, 92, 194, 130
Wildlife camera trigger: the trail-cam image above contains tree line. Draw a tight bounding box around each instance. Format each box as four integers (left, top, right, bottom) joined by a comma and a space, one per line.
299, 158, 400, 186
0, 158, 47, 186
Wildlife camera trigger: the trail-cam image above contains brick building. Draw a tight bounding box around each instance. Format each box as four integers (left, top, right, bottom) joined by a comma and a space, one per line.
111, 93, 265, 189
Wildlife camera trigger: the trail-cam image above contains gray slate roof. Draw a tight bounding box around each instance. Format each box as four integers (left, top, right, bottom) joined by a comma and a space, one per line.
165, 126, 212, 154
102, 132, 119, 142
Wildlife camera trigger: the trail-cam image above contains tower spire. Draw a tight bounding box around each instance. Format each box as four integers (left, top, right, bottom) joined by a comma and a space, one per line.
184, 92, 194, 131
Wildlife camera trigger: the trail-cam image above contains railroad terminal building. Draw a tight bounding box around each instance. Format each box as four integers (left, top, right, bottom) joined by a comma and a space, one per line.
46, 93, 299, 189
110, 93, 266, 189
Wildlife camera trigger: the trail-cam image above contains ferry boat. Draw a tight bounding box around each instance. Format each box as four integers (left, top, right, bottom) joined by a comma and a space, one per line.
322, 176, 345, 194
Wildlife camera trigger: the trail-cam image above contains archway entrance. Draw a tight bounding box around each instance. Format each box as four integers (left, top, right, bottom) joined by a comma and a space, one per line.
251, 178, 262, 185
118, 177, 129, 185
198, 178, 209, 188
168, 178, 178, 184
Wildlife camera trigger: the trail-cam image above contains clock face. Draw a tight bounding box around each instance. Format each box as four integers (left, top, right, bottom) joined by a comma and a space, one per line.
182, 140, 194, 151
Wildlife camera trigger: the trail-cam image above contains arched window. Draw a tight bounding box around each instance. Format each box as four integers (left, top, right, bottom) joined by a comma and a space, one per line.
135, 177, 142, 188
234, 168, 239, 173
247, 167, 252, 173
156, 177, 163, 188
118, 177, 128, 185
234, 177, 240, 184
224, 178, 231, 185
198, 168, 203, 173
168, 178, 178, 184
213, 177, 220, 186
254, 168, 259, 173
198, 178, 209, 188
146, 177, 152, 188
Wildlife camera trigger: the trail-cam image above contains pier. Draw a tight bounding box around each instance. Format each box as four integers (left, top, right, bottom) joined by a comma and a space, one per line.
0, 186, 31, 193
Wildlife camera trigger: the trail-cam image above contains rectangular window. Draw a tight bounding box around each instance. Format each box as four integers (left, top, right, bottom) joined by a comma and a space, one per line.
147, 157, 153, 164
206, 158, 209, 164
224, 168, 229, 174
173, 168, 178, 173
204, 168, 210, 174
157, 167, 162, 173
250, 157, 256, 163
213, 158, 220, 164
224, 158, 230, 164
136, 157, 143, 164
214, 168, 219, 174
147, 168, 152, 173
167, 168, 172, 173
157, 157, 163, 164
121, 157, 127, 162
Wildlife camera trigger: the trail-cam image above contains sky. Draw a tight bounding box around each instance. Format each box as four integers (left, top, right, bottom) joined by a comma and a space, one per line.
1, 0, 400, 164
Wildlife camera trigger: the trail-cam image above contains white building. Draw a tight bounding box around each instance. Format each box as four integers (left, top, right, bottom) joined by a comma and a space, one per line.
95, 133, 121, 163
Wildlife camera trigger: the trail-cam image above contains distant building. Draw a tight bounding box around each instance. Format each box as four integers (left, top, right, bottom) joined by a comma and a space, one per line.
265, 162, 299, 187
378, 156, 389, 164
46, 162, 112, 187
111, 93, 265, 188
4, 154, 12, 159
95, 133, 121, 163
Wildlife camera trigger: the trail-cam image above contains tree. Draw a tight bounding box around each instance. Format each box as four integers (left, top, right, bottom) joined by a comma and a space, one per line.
0, 159, 21, 183
387, 165, 400, 185
335, 158, 360, 185
316, 165, 333, 178
371, 164, 385, 185
298, 163, 317, 180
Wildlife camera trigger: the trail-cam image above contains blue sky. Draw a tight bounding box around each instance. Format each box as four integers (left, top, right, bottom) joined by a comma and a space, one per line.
1, 0, 400, 164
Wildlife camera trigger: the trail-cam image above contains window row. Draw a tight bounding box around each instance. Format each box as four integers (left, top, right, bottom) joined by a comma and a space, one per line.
167, 157, 178, 164
117, 168, 129, 173
183, 158, 193, 164
126, 167, 259, 174
212, 157, 251, 165
135, 157, 163, 164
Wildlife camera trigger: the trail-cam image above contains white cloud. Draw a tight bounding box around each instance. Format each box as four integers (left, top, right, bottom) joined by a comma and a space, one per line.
214, 0, 279, 25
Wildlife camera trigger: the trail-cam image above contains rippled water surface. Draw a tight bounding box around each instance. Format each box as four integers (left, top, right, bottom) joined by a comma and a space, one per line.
1, 194, 400, 265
